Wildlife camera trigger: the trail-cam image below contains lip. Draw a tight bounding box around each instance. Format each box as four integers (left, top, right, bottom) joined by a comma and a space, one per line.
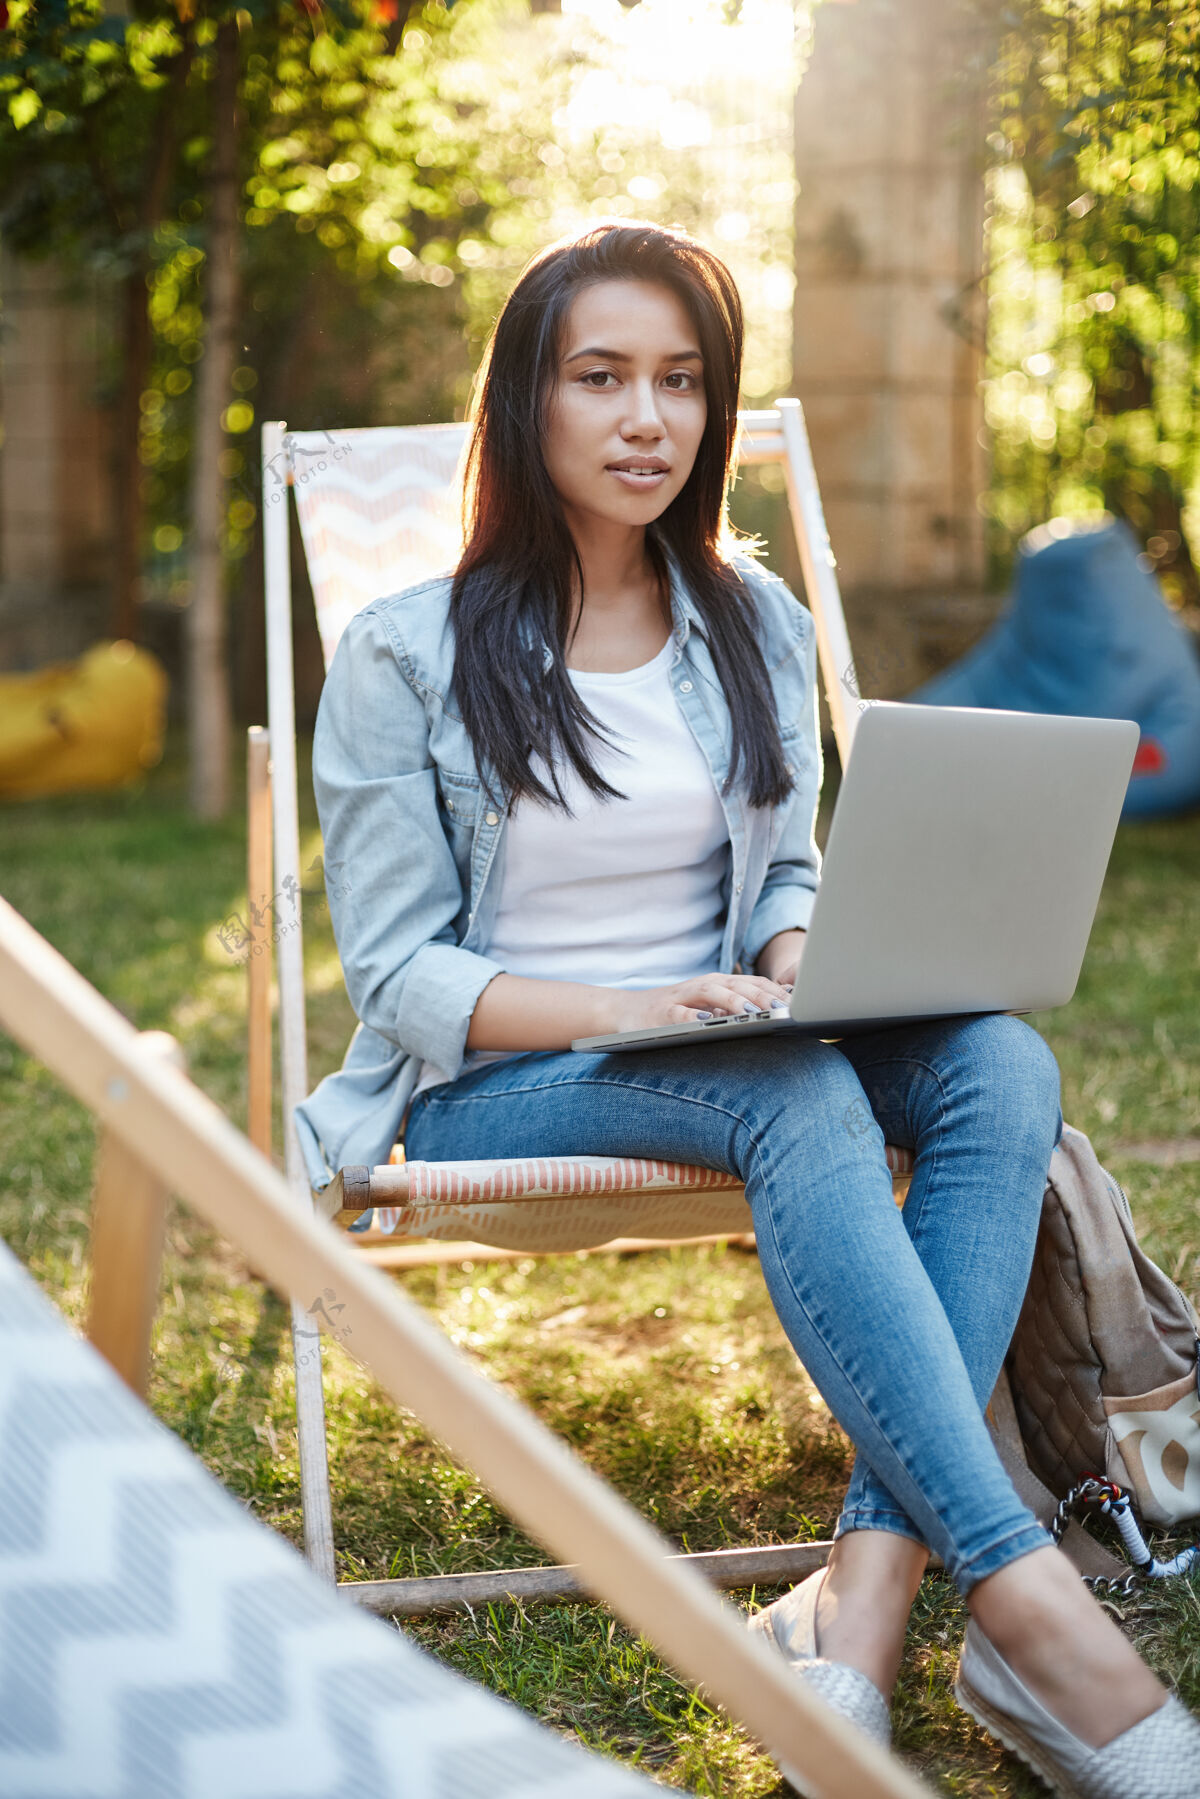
606, 457, 671, 491
608, 468, 669, 491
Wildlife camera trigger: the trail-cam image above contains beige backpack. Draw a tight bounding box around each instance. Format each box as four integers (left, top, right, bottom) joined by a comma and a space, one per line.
1007, 1122, 1200, 1532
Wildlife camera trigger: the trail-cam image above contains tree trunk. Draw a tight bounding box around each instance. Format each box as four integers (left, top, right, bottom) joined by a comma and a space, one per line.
112, 272, 151, 641
111, 39, 194, 643
187, 16, 239, 819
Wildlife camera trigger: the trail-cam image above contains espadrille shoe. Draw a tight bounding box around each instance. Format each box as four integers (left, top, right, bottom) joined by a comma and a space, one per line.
747, 1567, 892, 1749
955, 1619, 1200, 1799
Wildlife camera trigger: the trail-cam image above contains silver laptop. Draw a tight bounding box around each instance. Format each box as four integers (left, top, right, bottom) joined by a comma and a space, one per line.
572, 701, 1139, 1054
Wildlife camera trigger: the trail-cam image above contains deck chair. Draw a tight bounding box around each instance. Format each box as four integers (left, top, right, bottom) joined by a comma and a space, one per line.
250, 403, 919, 1597
0, 1233, 676, 1799
0, 893, 929, 1799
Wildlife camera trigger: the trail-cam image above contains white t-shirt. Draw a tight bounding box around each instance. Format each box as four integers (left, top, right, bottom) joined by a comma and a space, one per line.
411, 633, 730, 1100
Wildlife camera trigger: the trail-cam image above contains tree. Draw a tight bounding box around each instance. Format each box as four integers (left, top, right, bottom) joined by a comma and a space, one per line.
981, 0, 1200, 619
1, 0, 462, 817
2, 0, 801, 813
0, 1, 195, 640
186, 12, 239, 817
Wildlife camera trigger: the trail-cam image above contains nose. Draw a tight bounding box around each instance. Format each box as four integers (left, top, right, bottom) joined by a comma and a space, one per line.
621, 376, 666, 442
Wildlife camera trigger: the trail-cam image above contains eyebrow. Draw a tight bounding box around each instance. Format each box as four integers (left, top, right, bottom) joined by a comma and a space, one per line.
564, 346, 703, 363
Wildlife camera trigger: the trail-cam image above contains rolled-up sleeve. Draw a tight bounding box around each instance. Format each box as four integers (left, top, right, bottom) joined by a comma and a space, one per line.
741, 601, 823, 964
312, 609, 504, 1080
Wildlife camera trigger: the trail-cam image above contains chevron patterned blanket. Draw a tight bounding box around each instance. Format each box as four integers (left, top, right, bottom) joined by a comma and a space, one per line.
0, 1241, 661, 1798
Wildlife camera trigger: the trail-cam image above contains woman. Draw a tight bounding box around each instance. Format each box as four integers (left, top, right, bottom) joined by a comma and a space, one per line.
297, 222, 1198, 1795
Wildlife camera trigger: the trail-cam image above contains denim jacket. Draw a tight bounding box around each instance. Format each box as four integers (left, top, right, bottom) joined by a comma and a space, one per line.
294, 549, 823, 1191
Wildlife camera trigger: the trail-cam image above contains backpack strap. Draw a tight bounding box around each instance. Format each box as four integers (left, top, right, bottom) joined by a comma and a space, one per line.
988, 1368, 1129, 1584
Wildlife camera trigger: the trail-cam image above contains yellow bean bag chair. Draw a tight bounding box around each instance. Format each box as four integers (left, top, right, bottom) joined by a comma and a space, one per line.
0, 640, 167, 800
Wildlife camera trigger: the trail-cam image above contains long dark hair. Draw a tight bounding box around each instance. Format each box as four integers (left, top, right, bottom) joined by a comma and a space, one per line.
450, 221, 797, 815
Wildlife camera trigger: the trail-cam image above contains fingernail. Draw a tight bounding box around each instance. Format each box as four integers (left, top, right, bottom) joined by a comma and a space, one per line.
696, 1010, 713, 1020
743, 1000, 757, 1013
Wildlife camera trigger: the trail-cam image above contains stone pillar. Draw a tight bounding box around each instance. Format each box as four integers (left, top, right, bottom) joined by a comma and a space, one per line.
0, 245, 114, 668
793, 0, 988, 627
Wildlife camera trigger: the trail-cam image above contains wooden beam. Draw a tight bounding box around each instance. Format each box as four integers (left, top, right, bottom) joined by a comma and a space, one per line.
87, 1030, 182, 1397
261, 419, 337, 1584
325, 1159, 908, 1219
342, 1540, 839, 1619
246, 725, 273, 1161
777, 398, 859, 769
353, 1233, 759, 1270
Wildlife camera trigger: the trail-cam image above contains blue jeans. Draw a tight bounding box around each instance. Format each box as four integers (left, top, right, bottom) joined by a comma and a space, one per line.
404, 1012, 1063, 1594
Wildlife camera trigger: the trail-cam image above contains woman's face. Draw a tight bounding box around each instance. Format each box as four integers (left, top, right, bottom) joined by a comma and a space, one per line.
542, 278, 708, 536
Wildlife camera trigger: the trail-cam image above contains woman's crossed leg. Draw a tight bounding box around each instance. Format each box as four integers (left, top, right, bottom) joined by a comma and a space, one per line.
404, 1011, 1165, 1743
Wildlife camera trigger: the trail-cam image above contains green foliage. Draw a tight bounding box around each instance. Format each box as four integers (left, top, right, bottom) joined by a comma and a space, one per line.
0, 0, 484, 581
984, 1, 1200, 616
1, 1, 186, 264
0, 0, 797, 611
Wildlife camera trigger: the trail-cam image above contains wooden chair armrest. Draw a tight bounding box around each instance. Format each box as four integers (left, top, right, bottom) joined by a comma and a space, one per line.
317, 1166, 372, 1223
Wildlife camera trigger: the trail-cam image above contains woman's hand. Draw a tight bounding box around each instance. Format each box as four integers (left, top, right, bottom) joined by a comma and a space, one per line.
609, 972, 794, 1033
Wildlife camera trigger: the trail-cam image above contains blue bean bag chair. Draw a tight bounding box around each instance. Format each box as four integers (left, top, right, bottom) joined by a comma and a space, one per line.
907, 517, 1200, 819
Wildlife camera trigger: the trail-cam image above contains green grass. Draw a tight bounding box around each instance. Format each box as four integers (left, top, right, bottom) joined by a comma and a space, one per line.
1, 732, 1198, 1795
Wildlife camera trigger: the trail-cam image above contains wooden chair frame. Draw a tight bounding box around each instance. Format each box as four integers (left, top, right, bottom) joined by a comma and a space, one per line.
242, 402, 926, 1607
0, 893, 930, 1799
250, 402, 1134, 1622
247, 402, 919, 1605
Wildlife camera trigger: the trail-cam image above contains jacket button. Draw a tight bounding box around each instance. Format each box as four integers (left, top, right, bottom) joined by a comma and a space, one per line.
485, 811, 499, 826
679, 680, 693, 693
445, 798, 455, 812
736, 881, 744, 893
